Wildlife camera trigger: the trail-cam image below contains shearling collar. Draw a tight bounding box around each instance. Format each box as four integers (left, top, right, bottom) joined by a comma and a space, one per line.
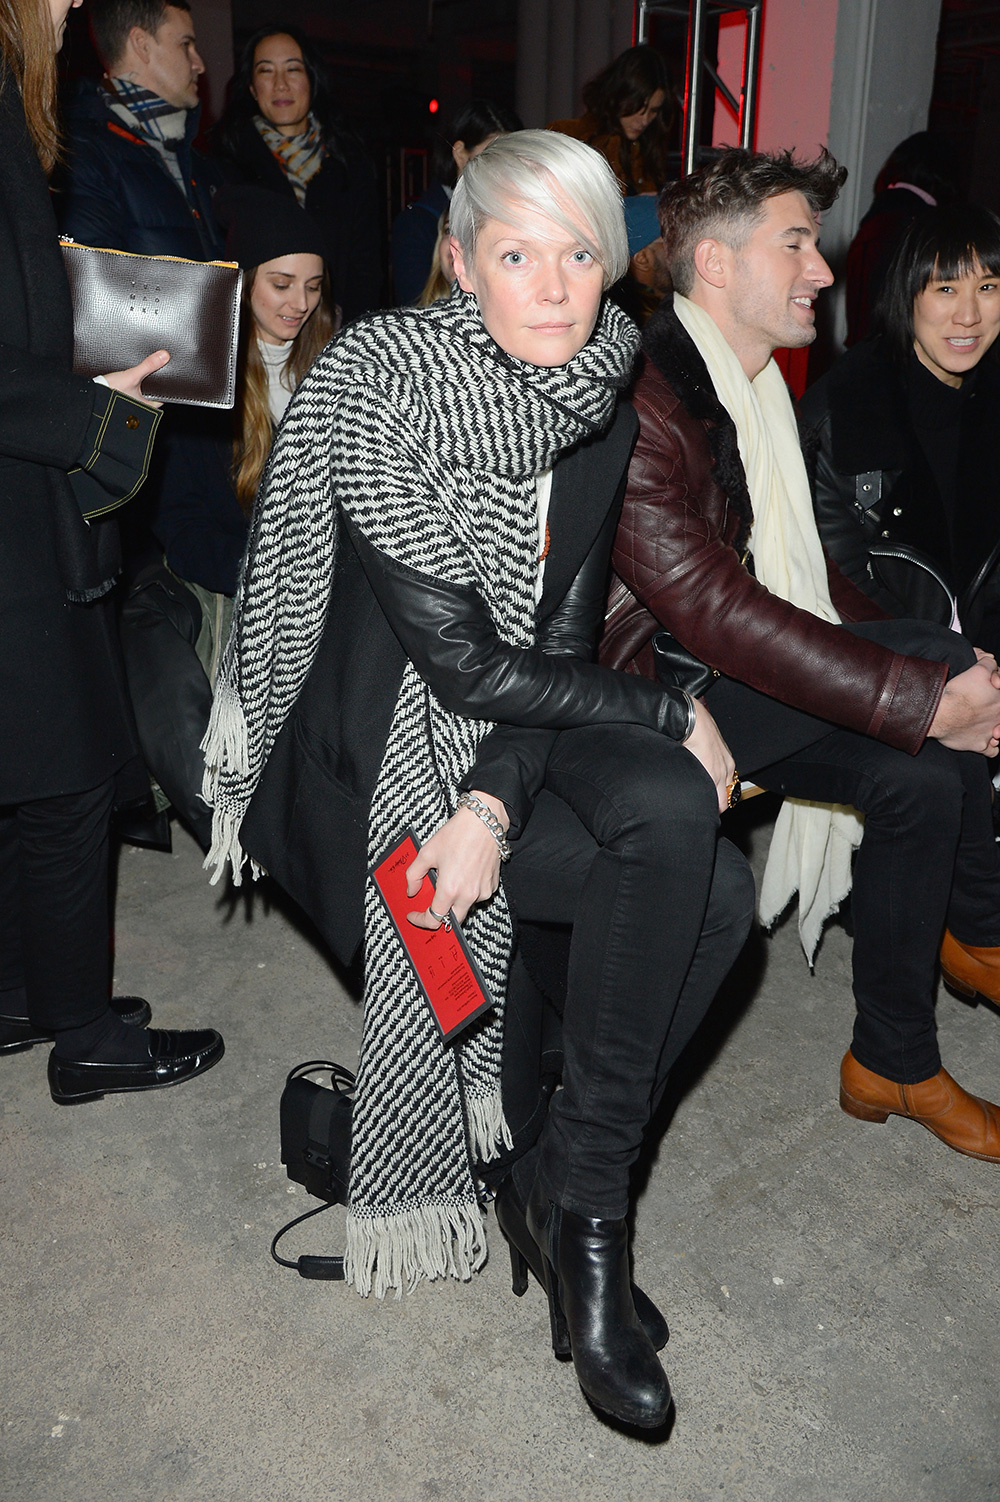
640, 296, 754, 543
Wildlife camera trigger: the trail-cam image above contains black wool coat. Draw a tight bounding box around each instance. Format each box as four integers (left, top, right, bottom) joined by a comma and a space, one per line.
0, 79, 154, 803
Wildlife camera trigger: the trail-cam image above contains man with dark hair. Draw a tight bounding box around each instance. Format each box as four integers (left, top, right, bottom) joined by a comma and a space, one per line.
602, 146, 1000, 1163
58, 0, 222, 258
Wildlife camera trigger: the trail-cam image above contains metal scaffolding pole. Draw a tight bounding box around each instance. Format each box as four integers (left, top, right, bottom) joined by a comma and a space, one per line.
637, 0, 763, 175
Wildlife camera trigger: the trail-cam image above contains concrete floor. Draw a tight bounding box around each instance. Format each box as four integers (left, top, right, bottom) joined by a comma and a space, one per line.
2, 803, 999, 1502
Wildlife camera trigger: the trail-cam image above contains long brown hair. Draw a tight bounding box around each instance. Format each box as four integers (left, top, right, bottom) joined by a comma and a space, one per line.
0, 0, 59, 173
582, 45, 674, 189
232, 266, 336, 508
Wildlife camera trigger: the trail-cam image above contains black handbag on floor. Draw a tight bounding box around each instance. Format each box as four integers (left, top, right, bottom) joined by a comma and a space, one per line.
270, 1061, 354, 1280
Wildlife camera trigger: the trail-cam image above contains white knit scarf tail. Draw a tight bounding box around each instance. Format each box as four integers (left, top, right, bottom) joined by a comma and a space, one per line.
673, 294, 864, 964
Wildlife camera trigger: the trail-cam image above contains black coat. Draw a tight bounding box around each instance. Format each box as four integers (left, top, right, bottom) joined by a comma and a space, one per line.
210, 116, 381, 324
802, 336, 1000, 652
58, 79, 223, 260
148, 408, 248, 597
0, 79, 157, 803
240, 400, 690, 964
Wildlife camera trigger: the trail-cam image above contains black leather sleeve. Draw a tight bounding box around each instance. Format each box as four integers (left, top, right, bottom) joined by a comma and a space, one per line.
343, 511, 692, 811
809, 411, 898, 615
458, 499, 623, 834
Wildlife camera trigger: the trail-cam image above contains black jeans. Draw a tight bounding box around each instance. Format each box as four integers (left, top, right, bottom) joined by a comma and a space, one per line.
711, 618, 1000, 1085
0, 779, 115, 1030
503, 723, 754, 1220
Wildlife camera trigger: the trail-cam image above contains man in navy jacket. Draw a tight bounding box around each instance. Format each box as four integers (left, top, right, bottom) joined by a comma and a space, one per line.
59, 0, 222, 259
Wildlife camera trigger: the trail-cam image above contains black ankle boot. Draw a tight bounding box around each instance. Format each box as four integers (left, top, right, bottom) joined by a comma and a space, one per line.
494, 1175, 669, 1354
525, 1176, 672, 1429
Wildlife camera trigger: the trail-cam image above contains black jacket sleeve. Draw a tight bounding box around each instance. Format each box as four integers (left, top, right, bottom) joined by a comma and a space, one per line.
0, 344, 158, 512
807, 409, 900, 616
458, 492, 623, 834
343, 511, 693, 821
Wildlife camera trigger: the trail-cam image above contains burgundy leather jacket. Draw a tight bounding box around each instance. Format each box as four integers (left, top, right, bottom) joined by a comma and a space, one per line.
599, 302, 948, 755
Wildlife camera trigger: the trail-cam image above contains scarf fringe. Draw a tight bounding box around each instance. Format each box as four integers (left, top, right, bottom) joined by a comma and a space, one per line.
200, 680, 253, 886
201, 807, 247, 887
344, 1201, 487, 1299
201, 678, 250, 782
465, 1088, 513, 1164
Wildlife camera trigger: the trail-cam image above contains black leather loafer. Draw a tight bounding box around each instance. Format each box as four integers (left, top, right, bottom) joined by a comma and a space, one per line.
48, 1027, 224, 1104
0, 995, 152, 1054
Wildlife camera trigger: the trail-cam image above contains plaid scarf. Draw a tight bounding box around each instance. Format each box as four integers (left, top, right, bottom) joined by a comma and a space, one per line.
254, 112, 325, 205
108, 77, 189, 195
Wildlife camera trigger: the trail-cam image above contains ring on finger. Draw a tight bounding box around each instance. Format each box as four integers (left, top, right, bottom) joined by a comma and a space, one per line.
726, 771, 742, 810
428, 905, 453, 931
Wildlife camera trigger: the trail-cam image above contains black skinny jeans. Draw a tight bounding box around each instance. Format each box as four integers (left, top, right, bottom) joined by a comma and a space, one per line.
0, 779, 115, 1030
503, 723, 755, 1221
715, 618, 1000, 1085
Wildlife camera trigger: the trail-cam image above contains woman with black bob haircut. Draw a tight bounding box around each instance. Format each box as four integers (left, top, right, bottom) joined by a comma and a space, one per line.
391, 97, 523, 306
805, 204, 1000, 655
548, 44, 675, 196
203, 129, 752, 1429
210, 23, 380, 323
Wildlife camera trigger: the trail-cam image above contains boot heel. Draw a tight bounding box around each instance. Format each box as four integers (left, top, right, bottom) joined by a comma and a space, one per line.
941, 967, 978, 1002
508, 1242, 529, 1298
538, 1255, 571, 1359
839, 1087, 889, 1123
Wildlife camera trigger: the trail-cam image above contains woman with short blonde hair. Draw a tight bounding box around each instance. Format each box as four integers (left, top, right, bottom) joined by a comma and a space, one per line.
205, 130, 751, 1429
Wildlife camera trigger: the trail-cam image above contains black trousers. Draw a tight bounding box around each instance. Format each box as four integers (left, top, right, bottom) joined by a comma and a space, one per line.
708, 618, 1000, 1085
0, 779, 115, 1030
502, 723, 755, 1220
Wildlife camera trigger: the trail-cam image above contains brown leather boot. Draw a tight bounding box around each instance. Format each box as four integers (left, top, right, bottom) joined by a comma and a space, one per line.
839, 1050, 1000, 1163
940, 930, 1000, 1005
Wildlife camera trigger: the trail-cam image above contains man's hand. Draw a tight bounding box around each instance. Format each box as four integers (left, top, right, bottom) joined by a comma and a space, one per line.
406, 790, 510, 929
973, 646, 1000, 690
928, 660, 1000, 755
102, 349, 170, 408
681, 697, 737, 812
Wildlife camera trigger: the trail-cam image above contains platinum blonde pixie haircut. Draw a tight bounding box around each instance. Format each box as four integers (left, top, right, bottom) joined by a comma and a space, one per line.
450, 129, 629, 289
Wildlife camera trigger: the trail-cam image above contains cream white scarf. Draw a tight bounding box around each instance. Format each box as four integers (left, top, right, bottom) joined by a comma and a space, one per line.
673, 294, 864, 963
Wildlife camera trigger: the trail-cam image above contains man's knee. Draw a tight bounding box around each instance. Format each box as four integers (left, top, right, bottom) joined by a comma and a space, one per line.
870, 736, 964, 827
847, 617, 977, 676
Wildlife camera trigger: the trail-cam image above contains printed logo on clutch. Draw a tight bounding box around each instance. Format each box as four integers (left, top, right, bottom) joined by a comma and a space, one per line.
370, 830, 496, 1043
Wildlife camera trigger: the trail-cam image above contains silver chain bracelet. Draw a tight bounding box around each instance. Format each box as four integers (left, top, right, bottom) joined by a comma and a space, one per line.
456, 791, 512, 863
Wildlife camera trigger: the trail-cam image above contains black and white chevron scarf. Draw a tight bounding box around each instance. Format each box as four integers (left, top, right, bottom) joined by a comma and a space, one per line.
203, 286, 639, 1296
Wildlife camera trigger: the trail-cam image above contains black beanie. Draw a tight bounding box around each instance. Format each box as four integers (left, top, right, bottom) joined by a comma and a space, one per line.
215, 185, 326, 270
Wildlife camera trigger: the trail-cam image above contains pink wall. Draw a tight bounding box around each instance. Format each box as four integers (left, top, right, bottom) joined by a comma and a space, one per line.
712, 0, 840, 392
713, 0, 839, 155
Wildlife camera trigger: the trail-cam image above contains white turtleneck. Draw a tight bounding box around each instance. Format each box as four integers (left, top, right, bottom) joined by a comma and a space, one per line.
257, 337, 296, 424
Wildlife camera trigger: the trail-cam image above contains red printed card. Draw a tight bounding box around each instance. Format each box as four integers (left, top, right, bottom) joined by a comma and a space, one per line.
370, 830, 496, 1043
